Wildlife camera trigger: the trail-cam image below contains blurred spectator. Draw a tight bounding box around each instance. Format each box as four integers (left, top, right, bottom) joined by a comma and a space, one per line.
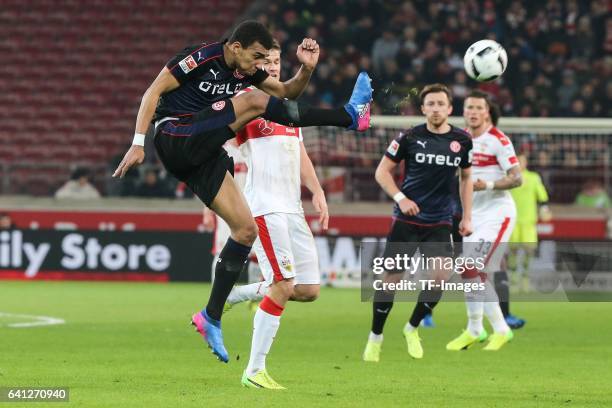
0, 213, 14, 230
55, 168, 101, 200
371, 30, 400, 74
134, 169, 173, 198
574, 180, 611, 209
267, 0, 609, 117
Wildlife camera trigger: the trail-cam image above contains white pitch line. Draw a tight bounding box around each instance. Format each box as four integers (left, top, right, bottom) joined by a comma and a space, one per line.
0, 312, 65, 328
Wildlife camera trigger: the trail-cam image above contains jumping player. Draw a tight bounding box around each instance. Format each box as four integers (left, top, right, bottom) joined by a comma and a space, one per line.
112, 20, 372, 363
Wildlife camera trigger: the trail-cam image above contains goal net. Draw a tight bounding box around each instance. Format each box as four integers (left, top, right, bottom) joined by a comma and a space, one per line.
303, 116, 612, 203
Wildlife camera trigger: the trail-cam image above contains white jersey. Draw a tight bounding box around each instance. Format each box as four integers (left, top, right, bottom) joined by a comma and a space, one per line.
236, 111, 303, 217
213, 140, 248, 254
470, 126, 519, 215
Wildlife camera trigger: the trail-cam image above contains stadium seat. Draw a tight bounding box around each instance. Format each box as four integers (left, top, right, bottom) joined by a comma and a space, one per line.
2, 0, 251, 195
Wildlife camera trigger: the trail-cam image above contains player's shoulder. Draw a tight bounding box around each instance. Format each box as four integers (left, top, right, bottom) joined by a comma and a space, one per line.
487, 126, 511, 146
449, 125, 472, 142
449, 126, 472, 149
399, 124, 424, 140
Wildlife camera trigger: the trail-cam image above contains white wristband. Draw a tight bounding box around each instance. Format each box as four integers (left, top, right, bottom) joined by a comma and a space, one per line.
393, 192, 407, 203
132, 133, 146, 146
485, 181, 495, 191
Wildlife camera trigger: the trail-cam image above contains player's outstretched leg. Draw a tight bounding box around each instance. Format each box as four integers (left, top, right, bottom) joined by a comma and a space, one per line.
192, 172, 258, 363
225, 281, 267, 313
230, 72, 372, 133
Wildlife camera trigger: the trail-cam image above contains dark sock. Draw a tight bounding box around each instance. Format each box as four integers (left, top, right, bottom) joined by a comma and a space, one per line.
409, 289, 443, 328
263, 97, 352, 128
494, 270, 510, 317
205, 238, 251, 321
371, 301, 394, 335
371, 289, 395, 335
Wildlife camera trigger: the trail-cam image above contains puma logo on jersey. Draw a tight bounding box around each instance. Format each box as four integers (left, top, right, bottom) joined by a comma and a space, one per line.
415, 153, 461, 167
417, 140, 427, 148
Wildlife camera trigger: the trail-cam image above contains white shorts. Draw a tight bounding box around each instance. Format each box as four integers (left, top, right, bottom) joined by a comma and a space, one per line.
254, 212, 320, 285
462, 213, 516, 274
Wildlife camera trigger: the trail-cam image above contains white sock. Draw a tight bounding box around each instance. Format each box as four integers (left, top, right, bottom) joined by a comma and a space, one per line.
246, 298, 282, 376
464, 277, 484, 337
227, 281, 268, 305
483, 281, 510, 334
404, 322, 417, 333
466, 301, 484, 337
368, 332, 383, 342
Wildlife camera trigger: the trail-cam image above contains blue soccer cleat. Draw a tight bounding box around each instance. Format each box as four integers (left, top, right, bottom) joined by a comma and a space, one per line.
505, 314, 526, 329
191, 309, 229, 363
421, 313, 435, 328
344, 72, 372, 131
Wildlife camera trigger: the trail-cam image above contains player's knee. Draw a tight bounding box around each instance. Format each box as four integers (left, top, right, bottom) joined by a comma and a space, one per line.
274, 279, 295, 300
234, 220, 258, 245
245, 90, 269, 114
295, 285, 319, 302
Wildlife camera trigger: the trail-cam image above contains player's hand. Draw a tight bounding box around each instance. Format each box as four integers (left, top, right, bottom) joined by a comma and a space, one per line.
399, 198, 420, 216
112, 146, 145, 178
459, 218, 473, 236
202, 207, 215, 232
296, 38, 320, 71
312, 190, 329, 230
473, 179, 487, 191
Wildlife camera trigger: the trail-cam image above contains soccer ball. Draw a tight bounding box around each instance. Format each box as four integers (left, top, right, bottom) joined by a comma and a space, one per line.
463, 40, 508, 82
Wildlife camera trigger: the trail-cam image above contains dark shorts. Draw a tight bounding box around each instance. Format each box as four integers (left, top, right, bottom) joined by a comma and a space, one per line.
383, 220, 453, 274
153, 100, 237, 206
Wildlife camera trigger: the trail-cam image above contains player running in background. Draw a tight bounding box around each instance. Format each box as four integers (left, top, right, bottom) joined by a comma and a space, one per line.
112, 20, 372, 363
223, 41, 328, 389
508, 153, 551, 296
446, 90, 522, 352
363, 84, 473, 362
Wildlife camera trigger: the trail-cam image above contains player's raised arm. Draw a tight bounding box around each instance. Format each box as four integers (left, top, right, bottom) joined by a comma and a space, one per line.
112, 68, 180, 178
256, 38, 319, 99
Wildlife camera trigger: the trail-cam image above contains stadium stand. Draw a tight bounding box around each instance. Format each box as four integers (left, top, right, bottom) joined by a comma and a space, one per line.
0, 0, 252, 196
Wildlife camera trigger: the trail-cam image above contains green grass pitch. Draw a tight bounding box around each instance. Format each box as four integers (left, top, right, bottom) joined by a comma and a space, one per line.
1, 281, 611, 407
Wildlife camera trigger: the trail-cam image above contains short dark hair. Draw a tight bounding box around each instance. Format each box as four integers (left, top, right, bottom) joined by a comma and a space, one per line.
419, 83, 452, 105
270, 39, 281, 51
466, 90, 500, 125
228, 20, 273, 49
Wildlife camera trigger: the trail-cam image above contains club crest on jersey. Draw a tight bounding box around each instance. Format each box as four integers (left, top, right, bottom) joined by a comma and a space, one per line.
257, 119, 274, 135
233, 70, 245, 79
212, 101, 226, 111
449, 140, 461, 153
179, 55, 198, 73
387, 140, 400, 156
